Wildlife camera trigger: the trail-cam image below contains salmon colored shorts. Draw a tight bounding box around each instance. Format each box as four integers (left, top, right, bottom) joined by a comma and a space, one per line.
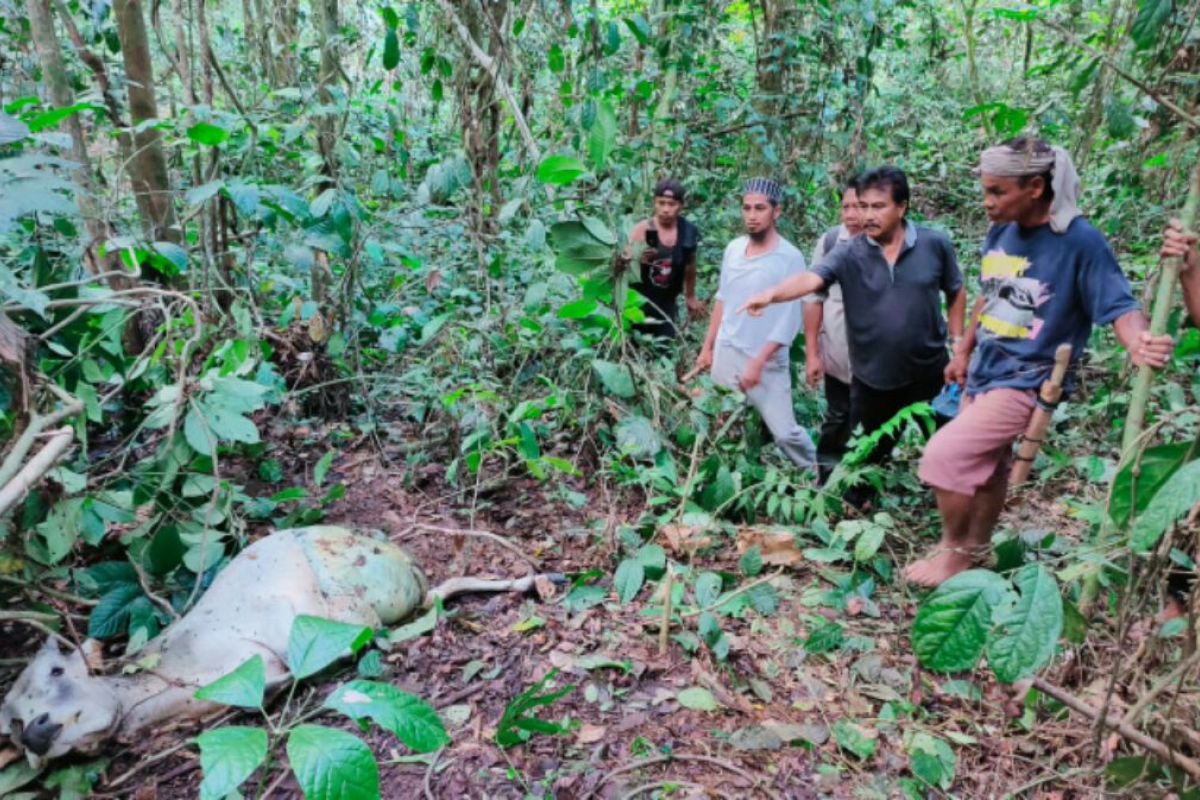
919, 388, 1038, 495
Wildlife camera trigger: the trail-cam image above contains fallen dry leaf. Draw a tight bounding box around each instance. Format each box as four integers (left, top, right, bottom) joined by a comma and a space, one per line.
736, 527, 803, 567
661, 524, 713, 556
577, 724, 607, 744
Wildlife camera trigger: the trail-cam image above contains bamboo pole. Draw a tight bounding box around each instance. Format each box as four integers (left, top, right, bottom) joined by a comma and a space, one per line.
1122, 163, 1200, 455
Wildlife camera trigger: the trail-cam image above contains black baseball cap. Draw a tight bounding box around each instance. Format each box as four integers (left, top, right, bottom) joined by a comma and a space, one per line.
654, 179, 686, 202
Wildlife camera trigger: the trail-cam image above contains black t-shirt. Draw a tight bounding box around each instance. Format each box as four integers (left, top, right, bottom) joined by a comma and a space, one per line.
631, 217, 699, 319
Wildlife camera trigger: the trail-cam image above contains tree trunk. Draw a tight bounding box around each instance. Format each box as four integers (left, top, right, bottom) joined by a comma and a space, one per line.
314, 0, 340, 188
26, 0, 114, 273
113, 0, 180, 247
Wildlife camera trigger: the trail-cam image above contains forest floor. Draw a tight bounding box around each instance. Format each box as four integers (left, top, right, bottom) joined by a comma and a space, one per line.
0, 421, 1178, 799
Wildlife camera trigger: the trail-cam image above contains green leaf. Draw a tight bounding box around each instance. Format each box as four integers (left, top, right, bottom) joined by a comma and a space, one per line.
286, 724, 379, 800
613, 559, 644, 604
187, 122, 229, 147
614, 415, 661, 459
694, 572, 722, 607
325, 680, 448, 753
587, 99, 618, 172
854, 522, 885, 562
26, 103, 105, 133
635, 543, 667, 572
547, 44, 565, 73
738, 546, 763, 578
194, 655, 266, 708
547, 220, 613, 275
907, 732, 955, 789
911, 569, 1013, 673
495, 669, 575, 748
150, 241, 188, 276
1110, 442, 1197, 528
985, 565, 1062, 684
87, 582, 143, 639
833, 719, 877, 760
186, 179, 225, 206
535, 155, 587, 186
592, 360, 635, 399
1131, 0, 1172, 49
388, 601, 441, 644
624, 13, 651, 45
676, 686, 720, 711
197, 726, 269, 800
381, 6, 398, 28
313, 451, 336, 488
1132, 461, 1200, 553
804, 621, 844, 654
286, 616, 374, 680
383, 30, 400, 70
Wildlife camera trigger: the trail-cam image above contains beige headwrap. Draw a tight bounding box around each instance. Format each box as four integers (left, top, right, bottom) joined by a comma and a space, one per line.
978, 144, 1081, 233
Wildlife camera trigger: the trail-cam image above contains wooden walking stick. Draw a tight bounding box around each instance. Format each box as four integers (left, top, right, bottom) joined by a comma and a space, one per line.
1122, 162, 1200, 455
1010, 344, 1072, 486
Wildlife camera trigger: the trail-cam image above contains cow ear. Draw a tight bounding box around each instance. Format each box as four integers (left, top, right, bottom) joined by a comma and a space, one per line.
38, 636, 62, 655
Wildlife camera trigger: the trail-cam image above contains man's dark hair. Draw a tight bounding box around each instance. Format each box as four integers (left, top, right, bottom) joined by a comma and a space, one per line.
654, 178, 686, 203
1002, 135, 1055, 203
857, 165, 910, 208
843, 174, 861, 194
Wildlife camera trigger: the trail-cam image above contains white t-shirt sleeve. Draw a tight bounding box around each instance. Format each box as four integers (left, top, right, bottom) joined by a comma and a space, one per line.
768, 248, 806, 346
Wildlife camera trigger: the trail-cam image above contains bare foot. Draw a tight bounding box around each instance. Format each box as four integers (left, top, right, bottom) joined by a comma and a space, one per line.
904, 547, 978, 588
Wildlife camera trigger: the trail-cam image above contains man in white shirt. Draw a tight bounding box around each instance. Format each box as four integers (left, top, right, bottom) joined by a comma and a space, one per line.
804, 177, 862, 479
694, 178, 817, 469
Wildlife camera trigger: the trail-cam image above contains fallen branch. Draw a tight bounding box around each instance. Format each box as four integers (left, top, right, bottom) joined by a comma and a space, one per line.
0, 426, 76, 518
395, 523, 540, 570
1032, 677, 1200, 782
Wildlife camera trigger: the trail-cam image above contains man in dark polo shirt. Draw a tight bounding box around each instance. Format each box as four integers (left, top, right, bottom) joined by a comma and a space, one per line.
738, 165, 966, 465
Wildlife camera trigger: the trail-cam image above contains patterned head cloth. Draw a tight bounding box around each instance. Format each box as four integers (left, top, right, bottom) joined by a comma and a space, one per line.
978, 140, 1081, 234
743, 177, 783, 205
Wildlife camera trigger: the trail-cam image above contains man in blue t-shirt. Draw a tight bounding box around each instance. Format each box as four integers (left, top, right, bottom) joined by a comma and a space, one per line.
910, 137, 1175, 587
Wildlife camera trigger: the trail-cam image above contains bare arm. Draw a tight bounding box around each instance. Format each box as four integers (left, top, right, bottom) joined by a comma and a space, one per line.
803, 303, 824, 387
1183, 263, 1200, 328
1163, 219, 1200, 326
737, 272, 826, 316
946, 286, 967, 338
1113, 310, 1173, 368
945, 296, 984, 387
694, 300, 724, 371
684, 252, 697, 301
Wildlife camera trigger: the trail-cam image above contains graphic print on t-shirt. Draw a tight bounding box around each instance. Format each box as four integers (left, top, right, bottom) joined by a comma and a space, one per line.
649, 256, 673, 288
978, 250, 1049, 341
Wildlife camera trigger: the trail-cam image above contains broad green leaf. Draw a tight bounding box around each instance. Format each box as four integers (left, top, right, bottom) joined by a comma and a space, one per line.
547, 44, 565, 73
87, 583, 143, 639
325, 680, 448, 753
150, 241, 188, 275
635, 543, 667, 572
1132, 461, 1200, 553
587, 99, 618, 172
197, 726, 269, 800
388, 600, 441, 644
187, 122, 229, 146
535, 154, 587, 186
557, 297, 598, 319
194, 655, 266, 708
694, 572, 722, 607
286, 724, 379, 800
1110, 442, 1197, 528
286, 616, 374, 680
854, 522, 885, 562
382, 30, 400, 70
614, 415, 661, 459
985, 565, 1062, 684
0, 760, 40, 795
1131, 0, 1172, 49
547, 220, 612, 275
676, 686, 719, 712
624, 13, 651, 45
911, 569, 1013, 673
592, 360, 635, 399
833, 719, 877, 760
804, 621, 844, 654
381, 6, 398, 28
738, 546, 763, 577
907, 731, 955, 789
26, 103, 105, 133
613, 558, 644, 604
185, 180, 224, 207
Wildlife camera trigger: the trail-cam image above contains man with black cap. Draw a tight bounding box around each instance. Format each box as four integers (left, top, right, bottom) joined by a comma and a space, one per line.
694, 178, 817, 469
621, 179, 703, 340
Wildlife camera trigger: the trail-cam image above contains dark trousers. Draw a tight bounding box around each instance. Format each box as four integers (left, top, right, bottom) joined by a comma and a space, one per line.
817, 375, 852, 468
849, 362, 946, 465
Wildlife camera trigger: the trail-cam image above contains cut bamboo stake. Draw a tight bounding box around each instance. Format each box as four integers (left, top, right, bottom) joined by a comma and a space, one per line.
1010, 343, 1072, 486
0, 426, 74, 517
1122, 162, 1200, 455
